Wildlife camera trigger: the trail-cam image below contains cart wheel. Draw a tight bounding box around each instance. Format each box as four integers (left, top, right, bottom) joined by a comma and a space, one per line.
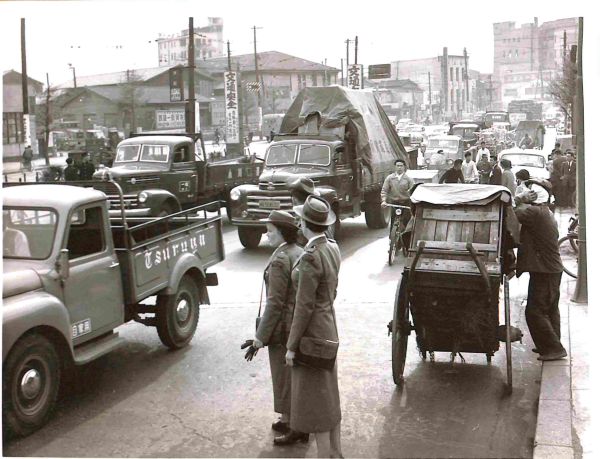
392, 276, 410, 385
486, 353, 493, 364
503, 275, 513, 394
429, 351, 435, 362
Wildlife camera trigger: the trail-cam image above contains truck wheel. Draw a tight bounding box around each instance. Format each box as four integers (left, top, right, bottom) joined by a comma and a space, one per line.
3, 334, 61, 438
365, 197, 390, 229
238, 227, 262, 249
156, 275, 200, 349
156, 203, 174, 217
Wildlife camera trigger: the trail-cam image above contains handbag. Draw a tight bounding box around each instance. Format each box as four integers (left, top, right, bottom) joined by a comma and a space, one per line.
295, 336, 339, 371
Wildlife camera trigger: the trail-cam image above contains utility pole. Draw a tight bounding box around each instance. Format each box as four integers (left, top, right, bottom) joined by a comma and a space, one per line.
340, 58, 344, 86
345, 39, 351, 86
44, 73, 51, 165
428, 71, 432, 118
563, 30, 567, 79
252, 26, 262, 106
463, 48, 469, 112
354, 36, 358, 64
187, 17, 196, 134
227, 40, 231, 72
21, 18, 29, 118
573, 17, 586, 303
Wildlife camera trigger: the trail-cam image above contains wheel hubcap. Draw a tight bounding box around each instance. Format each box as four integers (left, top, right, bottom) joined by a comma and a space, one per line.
20, 369, 42, 400
176, 297, 190, 324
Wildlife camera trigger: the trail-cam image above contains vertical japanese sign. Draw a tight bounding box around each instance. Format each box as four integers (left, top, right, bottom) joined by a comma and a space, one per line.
224, 71, 240, 143
347, 64, 363, 90
169, 67, 184, 102
23, 114, 32, 147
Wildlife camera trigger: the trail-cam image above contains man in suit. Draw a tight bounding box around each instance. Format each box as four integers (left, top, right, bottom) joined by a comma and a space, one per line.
551, 149, 567, 206
561, 150, 576, 207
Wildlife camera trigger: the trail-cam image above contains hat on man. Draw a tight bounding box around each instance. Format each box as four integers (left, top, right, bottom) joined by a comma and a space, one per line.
260, 210, 299, 229
293, 195, 336, 226
289, 176, 320, 197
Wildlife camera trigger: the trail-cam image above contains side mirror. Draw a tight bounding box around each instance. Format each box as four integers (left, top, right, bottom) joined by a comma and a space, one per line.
56, 249, 70, 280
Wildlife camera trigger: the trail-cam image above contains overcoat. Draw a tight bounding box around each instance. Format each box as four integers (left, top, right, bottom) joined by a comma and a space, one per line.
287, 234, 342, 433
256, 242, 302, 414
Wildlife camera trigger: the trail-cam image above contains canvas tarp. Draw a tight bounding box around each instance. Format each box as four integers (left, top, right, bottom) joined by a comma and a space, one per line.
279, 86, 408, 177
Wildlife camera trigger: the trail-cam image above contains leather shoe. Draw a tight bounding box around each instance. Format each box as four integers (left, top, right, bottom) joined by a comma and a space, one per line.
537, 350, 567, 361
274, 430, 309, 445
532, 348, 539, 353
271, 419, 289, 433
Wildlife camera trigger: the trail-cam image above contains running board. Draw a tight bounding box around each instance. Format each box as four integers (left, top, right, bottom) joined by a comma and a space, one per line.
73, 332, 126, 365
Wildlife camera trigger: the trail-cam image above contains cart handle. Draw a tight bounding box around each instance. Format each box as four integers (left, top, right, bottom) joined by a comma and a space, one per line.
465, 242, 492, 303
407, 240, 426, 293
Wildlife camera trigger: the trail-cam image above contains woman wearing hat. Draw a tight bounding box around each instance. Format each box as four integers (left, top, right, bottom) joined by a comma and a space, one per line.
284, 195, 343, 458
252, 210, 305, 442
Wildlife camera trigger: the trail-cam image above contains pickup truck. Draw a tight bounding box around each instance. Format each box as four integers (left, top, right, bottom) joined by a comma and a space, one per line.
91, 132, 263, 217
2, 182, 224, 437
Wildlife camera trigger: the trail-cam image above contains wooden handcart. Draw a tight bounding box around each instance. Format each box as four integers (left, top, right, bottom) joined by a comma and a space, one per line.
389, 184, 521, 393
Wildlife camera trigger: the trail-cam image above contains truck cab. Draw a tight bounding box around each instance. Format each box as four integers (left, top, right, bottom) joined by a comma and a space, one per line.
423, 135, 462, 170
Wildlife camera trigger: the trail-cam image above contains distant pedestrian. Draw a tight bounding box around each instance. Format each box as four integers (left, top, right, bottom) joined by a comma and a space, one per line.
78, 153, 96, 180
519, 133, 533, 149
561, 151, 576, 207
475, 141, 490, 163
461, 151, 479, 184
489, 155, 503, 185
214, 128, 221, 145
500, 159, 516, 195
439, 159, 465, 184
22, 145, 33, 172
270, 130, 276, 142
64, 157, 80, 181
551, 149, 567, 205
476, 153, 492, 184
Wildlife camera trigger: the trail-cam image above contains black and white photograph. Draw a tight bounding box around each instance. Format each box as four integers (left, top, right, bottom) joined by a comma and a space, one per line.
1, 0, 597, 457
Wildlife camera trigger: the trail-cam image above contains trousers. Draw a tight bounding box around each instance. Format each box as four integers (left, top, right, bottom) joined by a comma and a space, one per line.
525, 272, 565, 355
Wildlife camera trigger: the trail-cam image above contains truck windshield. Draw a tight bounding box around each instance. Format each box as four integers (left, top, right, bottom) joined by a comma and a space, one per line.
3, 207, 58, 260
297, 145, 330, 166
451, 127, 477, 138
265, 144, 296, 166
140, 145, 170, 162
115, 145, 140, 162
502, 154, 545, 168
428, 139, 459, 150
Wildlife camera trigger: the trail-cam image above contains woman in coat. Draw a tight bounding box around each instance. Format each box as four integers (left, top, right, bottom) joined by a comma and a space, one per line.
285, 195, 343, 458
252, 210, 305, 441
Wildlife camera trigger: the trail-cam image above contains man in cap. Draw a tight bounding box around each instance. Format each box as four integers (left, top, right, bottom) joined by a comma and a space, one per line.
381, 159, 414, 235
63, 157, 80, 181
78, 152, 96, 180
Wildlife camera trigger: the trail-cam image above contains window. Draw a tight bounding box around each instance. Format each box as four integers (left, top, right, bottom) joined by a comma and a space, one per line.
456, 67, 460, 81
140, 144, 169, 162
2, 112, 25, 144
3, 207, 57, 259
266, 144, 296, 166
115, 144, 140, 162
450, 67, 453, 82
297, 144, 330, 166
66, 206, 105, 259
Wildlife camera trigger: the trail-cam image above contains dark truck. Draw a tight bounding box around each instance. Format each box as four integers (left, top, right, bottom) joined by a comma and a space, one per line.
229, 86, 410, 248
92, 133, 263, 217
2, 182, 224, 437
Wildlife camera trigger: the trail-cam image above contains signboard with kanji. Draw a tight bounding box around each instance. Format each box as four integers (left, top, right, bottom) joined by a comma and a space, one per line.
169, 67, 184, 102
368, 64, 391, 79
246, 81, 261, 92
348, 64, 363, 90
224, 72, 240, 143
155, 110, 185, 129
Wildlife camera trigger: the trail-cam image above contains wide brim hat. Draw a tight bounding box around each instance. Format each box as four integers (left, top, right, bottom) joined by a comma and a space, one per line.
293, 195, 336, 226
260, 210, 299, 229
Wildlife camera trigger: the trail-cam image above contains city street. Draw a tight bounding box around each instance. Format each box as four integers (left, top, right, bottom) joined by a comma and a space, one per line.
4, 215, 544, 458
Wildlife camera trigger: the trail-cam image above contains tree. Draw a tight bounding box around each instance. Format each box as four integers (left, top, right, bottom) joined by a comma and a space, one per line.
547, 49, 577, 132
118, 69, 144, 135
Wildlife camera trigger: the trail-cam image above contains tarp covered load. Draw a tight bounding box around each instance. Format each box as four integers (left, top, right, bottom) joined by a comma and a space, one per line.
410, 184, 512, 206
279, 86, 408, 179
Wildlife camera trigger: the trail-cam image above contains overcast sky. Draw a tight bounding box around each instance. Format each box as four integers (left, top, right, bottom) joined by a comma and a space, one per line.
0, 0, 595, 87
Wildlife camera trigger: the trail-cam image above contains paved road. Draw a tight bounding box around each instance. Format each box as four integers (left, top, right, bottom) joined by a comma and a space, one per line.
4, 216, 542, 458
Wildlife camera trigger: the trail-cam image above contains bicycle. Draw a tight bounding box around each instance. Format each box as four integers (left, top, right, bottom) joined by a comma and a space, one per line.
558, 215, 578, 278
386, 204, 411, 266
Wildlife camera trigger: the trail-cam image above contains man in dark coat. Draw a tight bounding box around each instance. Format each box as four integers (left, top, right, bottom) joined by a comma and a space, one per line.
439, 159, 465, 183
476, 153, 493, 184
22, 145, 34, 171
63, 157, 80, 181
513, 188, 567, 361
78, 153, 96, 180
560, 151, 576, 207
551, 149, 567, 205
489, 155, 503, 185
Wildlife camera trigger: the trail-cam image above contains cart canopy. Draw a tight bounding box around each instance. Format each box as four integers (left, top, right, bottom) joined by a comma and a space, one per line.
279, 86, 408, 175
410, 184, 512, 206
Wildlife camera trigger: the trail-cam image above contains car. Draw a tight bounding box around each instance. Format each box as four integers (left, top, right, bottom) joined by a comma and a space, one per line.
498, 147, 549, 180
422, 134, 462, 170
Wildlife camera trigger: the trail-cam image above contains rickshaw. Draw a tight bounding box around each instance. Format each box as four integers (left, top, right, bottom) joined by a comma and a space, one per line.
388, 184, 522, 393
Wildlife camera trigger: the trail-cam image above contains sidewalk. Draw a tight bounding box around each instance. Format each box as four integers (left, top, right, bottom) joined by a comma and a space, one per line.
533, 208, 592, 459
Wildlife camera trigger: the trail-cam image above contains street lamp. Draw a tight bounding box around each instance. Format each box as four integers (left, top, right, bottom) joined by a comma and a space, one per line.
68, 63, 77, 88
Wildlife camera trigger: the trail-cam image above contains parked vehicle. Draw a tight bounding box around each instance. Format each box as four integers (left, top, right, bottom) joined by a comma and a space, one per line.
448, 122, 481, 151
483, 111, 510, 129
2, 182, 224, 437
89, 133, 263, 217
514, 121, 545, 150
422, 134, 462, 170
229, 86, 411, 248
498, 147, 549, 180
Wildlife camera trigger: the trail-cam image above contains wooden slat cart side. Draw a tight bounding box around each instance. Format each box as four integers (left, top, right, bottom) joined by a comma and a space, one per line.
390, 184, 517, 393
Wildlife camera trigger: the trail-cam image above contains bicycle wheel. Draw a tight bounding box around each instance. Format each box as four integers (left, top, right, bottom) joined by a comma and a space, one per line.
558, 235, 578, 278
388, 223, 400, 266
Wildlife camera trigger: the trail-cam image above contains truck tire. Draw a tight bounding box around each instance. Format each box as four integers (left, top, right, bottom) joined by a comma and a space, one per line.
156, 275, 200, 349
238, 227, 262, 249
3, 334, 61, 438
156, 202, 174, 217
365, 195, 390, 229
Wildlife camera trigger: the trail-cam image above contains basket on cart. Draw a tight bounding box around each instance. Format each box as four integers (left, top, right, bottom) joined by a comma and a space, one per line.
389, 184, 522, 393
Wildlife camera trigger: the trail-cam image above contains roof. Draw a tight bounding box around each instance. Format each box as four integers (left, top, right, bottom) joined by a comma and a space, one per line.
54, 66, 213, 90
198, 50, 338, 74
3, 69, 44, 88
57, 86, 212, 107
3, 185, 107, 210
119, 135, 194, 146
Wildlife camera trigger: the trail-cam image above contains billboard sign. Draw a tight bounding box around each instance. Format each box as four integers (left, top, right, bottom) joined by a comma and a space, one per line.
368, 64, 391, 79
169, 67, 184, 102
224, 71, 240, 143
155, 110, 185, 129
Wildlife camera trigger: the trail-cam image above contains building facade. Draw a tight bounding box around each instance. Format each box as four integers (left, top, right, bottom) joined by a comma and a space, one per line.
3, 70, 43, 159
157, 17, 224, 67
493, 17, 578, 108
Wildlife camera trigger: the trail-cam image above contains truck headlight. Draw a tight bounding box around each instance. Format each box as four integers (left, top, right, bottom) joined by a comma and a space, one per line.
447, 159, 454, 165
138, 191, 148, 204
230, 188, 241, 201
425, 159, 431, 164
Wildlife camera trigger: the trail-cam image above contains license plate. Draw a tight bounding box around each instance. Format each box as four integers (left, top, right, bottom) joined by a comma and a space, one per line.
260, 200, 280, 209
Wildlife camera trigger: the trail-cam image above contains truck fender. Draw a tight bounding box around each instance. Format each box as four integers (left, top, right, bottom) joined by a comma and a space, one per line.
314, 186, 339, 207
162, 253, 212, 304
141, 189, 181, 214
2, 291, 73, 363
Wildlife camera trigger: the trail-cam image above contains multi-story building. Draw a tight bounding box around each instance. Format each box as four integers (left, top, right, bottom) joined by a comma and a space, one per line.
3, 70, 43, 159
390, 49, 479, 121
157, 17, 223, 67
493, 17, 578, 108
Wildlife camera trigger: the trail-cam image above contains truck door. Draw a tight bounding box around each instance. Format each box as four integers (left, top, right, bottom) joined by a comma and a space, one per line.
168, 144, 198, 206
333, 145, 356, 211
62, 204, 124, 344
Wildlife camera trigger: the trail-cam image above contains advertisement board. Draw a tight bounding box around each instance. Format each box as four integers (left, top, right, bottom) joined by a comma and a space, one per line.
155, 110, 185, 129
348, 64, 363, 90
224, 71, 240, 143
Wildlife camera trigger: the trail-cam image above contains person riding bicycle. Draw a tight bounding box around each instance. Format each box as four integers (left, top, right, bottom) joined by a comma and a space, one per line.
381, 159, 414, 236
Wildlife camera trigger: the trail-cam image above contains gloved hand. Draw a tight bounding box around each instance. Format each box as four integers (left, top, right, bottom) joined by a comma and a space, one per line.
241, 339, 259, 362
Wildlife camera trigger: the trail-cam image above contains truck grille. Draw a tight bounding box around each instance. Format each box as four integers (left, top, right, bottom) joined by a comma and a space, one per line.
247, 184, 293, 216
108, 194, 139, 210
